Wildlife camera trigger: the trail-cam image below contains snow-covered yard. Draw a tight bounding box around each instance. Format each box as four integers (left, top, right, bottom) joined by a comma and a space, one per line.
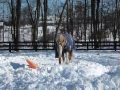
0, 50, 120, 90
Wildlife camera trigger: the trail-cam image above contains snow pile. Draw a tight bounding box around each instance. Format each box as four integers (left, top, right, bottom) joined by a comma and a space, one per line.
0, 51, 119, 90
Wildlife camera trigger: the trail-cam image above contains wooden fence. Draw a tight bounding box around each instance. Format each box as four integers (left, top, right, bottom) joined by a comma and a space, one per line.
0, 41, 120, 52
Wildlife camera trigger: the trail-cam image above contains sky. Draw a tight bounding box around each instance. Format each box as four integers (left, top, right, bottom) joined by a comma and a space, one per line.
0, 0, 65, 20
0, 0, 115, 21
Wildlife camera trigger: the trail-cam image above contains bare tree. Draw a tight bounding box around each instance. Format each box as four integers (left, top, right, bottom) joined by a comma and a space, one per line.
7, 0, 21, 51
74, 0, 84, 41
55, 0, 69, 38
43, 0, 48, 48
15, 0, 21, 51
84, 0, 87, 42
91, 0, 100, 48
26, 0, 40, 50
117, 1, 120, 42
67, 0, 74, 35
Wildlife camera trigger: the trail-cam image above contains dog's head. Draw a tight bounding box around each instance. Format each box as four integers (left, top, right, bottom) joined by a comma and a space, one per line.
56, 34, 67, 48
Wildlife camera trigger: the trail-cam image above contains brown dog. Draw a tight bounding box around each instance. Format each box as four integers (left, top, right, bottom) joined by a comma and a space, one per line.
55, 33, 73, 64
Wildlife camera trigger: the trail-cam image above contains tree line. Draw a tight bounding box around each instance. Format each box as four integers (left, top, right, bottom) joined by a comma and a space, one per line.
0, 0, 120, 50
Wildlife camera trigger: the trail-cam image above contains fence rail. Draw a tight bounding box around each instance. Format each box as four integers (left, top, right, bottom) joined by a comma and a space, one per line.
0, 41, 120, 52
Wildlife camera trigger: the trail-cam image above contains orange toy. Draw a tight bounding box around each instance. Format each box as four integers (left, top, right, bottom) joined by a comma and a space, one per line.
26, 59, 38, 69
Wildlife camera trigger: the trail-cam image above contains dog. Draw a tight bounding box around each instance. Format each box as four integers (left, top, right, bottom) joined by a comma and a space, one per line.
55, 32, 75, 64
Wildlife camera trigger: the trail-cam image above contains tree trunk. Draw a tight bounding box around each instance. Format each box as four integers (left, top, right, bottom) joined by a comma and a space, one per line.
96, 0, 100, 47
26, 0, 41, 50
84, 0, 87, 42
10, 0, 16, 45
91, 0, 100, 49
67, 0, 69, 33
43, 0, 48, 48
36, 0, 40, 41
9, 0, 21, 51
70, 0, 74, 36
55, 0, 68, 38
91, 0, 97, 48
15, 0, 21, 51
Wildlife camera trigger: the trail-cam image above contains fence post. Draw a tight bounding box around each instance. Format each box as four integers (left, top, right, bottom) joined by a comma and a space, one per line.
87, 42, 88, 50
9, 42, 11, 52
114, 41, 116, 51
35, 41, 37, 51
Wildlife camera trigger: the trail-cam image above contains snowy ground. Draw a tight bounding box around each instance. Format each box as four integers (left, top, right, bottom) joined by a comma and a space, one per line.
0, 50, 120, 90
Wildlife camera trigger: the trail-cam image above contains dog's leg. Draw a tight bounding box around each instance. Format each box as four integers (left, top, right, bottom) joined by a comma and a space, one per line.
58, 45, 63, 64
62, 51, 65, 62
66, 52, 69, 64
69, 50, 73, 62
59, 57, 61, 64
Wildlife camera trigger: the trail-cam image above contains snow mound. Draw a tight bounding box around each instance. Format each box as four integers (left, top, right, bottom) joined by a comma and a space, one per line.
0, 51, 119, 90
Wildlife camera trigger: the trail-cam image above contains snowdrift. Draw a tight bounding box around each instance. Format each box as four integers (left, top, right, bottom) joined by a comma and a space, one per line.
0, 51, 119, 90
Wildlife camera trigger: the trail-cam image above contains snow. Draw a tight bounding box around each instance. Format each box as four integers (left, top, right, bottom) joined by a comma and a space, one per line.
0, 22, 3, 26
0, 50, 120, 90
